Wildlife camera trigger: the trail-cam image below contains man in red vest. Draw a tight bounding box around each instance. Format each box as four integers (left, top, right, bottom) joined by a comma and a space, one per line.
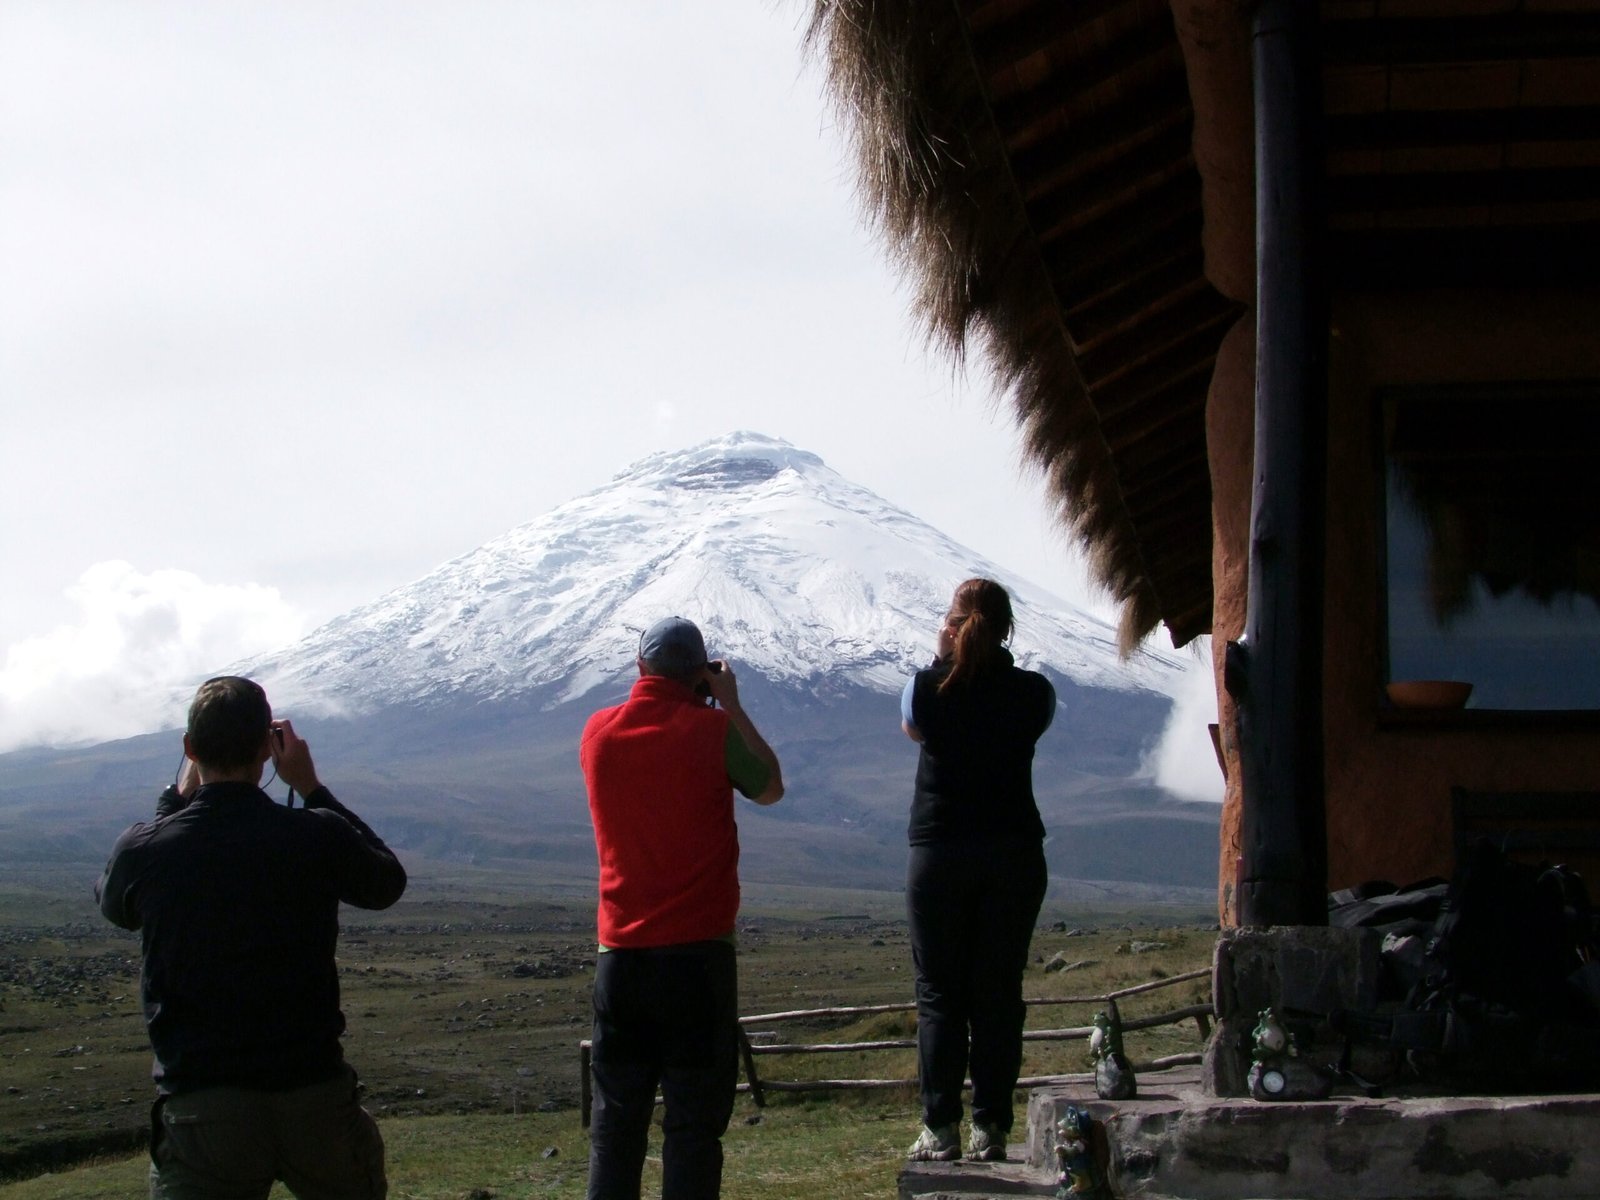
580, 616, 784, 1200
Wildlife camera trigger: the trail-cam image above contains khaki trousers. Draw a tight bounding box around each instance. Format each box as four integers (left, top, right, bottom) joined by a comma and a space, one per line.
150, 1065, 386, 1200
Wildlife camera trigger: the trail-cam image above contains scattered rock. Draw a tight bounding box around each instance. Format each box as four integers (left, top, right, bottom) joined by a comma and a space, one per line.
1122, 940, 1169, 955
1043, 953, 1097, 974
541, 1146, 559, 1159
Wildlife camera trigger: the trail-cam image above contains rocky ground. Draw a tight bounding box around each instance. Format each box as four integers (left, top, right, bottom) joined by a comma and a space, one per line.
0, 866, 1214, 1181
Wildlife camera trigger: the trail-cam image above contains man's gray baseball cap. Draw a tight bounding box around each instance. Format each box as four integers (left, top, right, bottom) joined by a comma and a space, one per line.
639, 616, 708, 675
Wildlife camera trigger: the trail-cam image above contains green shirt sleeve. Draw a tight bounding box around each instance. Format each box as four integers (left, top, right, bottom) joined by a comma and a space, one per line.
725, 724, 771, 799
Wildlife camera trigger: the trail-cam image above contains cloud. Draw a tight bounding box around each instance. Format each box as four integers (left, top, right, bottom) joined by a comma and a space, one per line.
1146, 641, 1225, 803
0, 561, 305, 751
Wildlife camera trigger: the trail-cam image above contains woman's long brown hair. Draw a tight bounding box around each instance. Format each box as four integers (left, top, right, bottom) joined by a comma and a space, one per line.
937, 578, 1015, 693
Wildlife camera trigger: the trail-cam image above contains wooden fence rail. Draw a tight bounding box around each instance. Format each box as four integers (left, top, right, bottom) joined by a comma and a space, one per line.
579, 966, 1213, 1125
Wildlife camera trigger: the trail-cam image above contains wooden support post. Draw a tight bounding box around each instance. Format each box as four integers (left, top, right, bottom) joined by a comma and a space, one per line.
1226, 0, 1329, 927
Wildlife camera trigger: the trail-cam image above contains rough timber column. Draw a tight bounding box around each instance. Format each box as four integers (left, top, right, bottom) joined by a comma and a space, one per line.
1223, 0, 1328, 926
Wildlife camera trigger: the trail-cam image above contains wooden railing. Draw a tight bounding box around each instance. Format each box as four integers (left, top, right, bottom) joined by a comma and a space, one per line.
580, 967, 1212, 1123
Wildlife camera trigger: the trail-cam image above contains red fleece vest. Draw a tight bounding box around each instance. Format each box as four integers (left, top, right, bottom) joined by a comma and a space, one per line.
581, 675, 739, 948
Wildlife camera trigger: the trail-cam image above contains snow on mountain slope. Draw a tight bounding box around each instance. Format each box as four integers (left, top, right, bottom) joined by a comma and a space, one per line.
244, 432, 1186, 714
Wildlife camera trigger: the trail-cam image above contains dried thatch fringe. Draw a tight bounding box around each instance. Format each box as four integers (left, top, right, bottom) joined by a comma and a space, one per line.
805, 0, 1170, 653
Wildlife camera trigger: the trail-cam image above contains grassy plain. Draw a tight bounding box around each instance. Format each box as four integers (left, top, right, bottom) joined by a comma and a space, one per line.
0, 862, 1214, 1197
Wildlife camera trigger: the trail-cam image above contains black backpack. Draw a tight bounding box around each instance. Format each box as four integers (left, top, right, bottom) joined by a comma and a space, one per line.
1400, 838, 1600, 1088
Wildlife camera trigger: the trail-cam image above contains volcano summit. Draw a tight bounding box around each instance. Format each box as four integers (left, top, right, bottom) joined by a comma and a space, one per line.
1, 433, 1218, 894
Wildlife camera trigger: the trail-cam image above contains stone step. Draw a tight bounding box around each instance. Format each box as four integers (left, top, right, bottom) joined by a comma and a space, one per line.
1026, 1068, 1600, 1200
899, 1157, 1059, 1200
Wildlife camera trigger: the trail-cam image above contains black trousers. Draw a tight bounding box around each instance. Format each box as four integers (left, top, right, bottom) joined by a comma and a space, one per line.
907, 836, 1047, 1133
587, 940, 738, 1200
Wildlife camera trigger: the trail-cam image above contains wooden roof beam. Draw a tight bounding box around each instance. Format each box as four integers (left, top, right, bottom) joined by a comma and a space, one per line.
1322, 13, 1600, 65
1055, 215, 1204, 308
1103, 422, 1208, 483
1077, 284, 1236, 382
1008, 69, 1193, 195
966, 0, 1131, 66
1327, 106, 1600, 153
1028, 123, 1198, 242
1327, 164, 1600, 212
1123, 471, 1213, 526
986, 18, 1182, 136
1099, 376, 1211, 450
1127, 483, 1215, 545
1085, 328, 1221, 422
1327, 223, 1600, 287
1041, 172, 1202, 288
1112, 432, 1209, 499
1066, 256, 1215, 351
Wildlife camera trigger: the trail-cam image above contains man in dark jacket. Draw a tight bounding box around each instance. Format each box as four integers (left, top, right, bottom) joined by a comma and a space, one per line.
96, 675, 407, 1199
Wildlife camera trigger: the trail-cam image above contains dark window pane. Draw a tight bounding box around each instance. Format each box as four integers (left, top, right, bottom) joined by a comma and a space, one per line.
1382, 384, 1600, 711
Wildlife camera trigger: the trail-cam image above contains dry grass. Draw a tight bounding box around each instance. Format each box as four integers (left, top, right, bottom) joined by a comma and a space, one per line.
1, 866, 1213, 1195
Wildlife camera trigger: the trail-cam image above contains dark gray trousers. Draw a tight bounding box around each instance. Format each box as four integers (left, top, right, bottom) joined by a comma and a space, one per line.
587, 939, 738, 1200
908, 836, 1047, 1133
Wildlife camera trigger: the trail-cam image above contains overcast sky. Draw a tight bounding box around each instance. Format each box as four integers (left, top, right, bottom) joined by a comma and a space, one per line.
0, 1, 1221, 799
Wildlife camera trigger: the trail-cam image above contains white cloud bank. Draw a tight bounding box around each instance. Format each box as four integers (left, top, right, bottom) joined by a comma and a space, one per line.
0, 561, 305, 752
3, 560, 1231, 807
1147, 642, 1225, 803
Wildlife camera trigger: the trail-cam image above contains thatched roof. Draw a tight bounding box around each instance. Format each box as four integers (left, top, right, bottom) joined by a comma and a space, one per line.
808, 0, 1600, 651
807, 0, 1230, 652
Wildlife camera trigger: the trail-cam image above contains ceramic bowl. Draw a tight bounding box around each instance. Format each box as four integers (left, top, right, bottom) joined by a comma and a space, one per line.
1386, 680, 1473, 709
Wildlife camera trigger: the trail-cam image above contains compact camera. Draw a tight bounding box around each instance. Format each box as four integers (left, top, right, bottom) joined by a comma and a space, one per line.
694, 660, 724, 703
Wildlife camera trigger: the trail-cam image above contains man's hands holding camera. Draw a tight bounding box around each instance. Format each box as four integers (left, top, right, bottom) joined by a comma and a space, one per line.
701, 659, 743, 713
270, 720, 322, 797
173, 717, 321, 802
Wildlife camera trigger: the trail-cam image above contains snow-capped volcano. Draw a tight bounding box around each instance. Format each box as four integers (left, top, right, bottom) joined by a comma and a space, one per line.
245, 432, 1185, 714
2, 433, 1218, 895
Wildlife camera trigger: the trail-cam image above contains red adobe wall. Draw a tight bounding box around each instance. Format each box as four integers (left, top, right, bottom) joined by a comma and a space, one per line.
1210, 289, 1600, 923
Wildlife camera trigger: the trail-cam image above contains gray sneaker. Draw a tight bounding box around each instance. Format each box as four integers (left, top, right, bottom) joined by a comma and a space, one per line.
906, 1123, 961, 1161
966, 1121, 1006, 1161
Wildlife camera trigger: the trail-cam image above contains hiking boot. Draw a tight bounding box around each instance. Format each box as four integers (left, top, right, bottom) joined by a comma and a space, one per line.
906, 1123, 961, 1161
966, 1121, 1006, 1161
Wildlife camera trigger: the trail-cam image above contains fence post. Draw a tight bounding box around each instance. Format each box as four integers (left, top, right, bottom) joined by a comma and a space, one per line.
578, 965, 1212, 1121
737, 1024, 766, 1108
580, 1040, 592, 1129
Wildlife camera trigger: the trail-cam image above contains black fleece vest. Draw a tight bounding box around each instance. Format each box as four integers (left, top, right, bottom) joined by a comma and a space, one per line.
908, 662, 1052, 846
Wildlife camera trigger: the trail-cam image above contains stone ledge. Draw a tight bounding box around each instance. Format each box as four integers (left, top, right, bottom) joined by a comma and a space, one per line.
1029, 1074, 1600, 1200
898, 1156, 1058, 1199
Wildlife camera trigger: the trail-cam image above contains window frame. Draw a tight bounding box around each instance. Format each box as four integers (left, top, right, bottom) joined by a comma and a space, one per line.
1374, 380, 1600, 726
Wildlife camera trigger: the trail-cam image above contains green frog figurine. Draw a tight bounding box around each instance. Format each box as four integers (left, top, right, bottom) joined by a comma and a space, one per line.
1089, 999, 1136, 1100
1247, 1006, 1331, 1101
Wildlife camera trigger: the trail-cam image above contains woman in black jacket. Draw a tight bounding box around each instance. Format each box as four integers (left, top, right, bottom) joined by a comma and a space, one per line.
900, 578, 1055, 1163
